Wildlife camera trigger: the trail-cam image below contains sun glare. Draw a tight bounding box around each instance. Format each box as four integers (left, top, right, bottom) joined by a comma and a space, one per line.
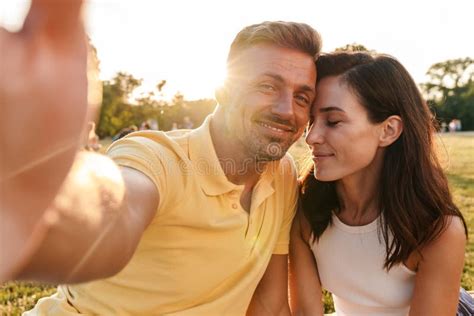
2, 0, 473, 100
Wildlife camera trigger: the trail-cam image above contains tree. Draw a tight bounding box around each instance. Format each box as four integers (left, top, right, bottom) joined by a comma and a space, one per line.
156, 80, 167, 93
422, 57, 474, 130
335, 43, 372, 52
97, 72, 143, 137
96, 72, 218, 136
184, 99, 217, 127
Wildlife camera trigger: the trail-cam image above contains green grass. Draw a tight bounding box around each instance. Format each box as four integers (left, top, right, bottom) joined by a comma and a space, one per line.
1, 134, 472, 315
0, 282, 55, 315
437, 133, 474, 289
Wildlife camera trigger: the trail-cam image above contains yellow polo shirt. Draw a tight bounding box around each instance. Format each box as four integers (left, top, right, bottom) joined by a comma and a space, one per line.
27, 115, 298, 315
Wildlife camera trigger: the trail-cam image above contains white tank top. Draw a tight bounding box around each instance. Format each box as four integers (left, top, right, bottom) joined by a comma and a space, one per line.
311, 213, 416, 316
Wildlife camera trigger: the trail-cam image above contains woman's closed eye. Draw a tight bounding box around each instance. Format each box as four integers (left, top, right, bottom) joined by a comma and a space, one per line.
326, 120, 341, 127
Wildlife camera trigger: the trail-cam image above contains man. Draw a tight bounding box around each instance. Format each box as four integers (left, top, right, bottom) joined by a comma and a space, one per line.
2, 2, 321, 315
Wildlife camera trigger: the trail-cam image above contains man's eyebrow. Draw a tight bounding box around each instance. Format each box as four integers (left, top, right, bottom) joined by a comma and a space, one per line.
319, 106, 345, 113
300, 85, 316, 94
261, 72, 315, 94
261, 72, 285, 83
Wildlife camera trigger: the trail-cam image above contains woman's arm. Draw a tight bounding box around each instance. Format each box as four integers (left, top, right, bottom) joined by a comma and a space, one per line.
289, 209, 324, 316
409, 216, 467, 315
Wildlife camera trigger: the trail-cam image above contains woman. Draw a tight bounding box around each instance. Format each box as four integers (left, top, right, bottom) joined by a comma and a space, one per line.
289, 52, 468, 315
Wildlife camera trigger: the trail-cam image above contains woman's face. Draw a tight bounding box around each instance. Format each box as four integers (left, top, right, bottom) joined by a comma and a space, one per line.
306, 75, 384, 182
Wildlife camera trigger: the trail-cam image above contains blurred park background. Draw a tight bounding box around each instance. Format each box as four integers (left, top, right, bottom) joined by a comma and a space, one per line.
88, 44, 474, 139
1, 0, 473, 314
1, 45, 473, 313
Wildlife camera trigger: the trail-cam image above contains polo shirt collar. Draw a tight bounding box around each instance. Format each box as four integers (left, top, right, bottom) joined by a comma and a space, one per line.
188, 115, 276, 197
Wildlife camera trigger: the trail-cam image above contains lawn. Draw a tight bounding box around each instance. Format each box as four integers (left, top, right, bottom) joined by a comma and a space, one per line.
438, 133, 474, 289
1, 133, 473, 315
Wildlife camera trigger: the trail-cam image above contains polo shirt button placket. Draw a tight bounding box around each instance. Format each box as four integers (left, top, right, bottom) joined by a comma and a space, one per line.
232, 203, 238, 209
247, 217, 255, 238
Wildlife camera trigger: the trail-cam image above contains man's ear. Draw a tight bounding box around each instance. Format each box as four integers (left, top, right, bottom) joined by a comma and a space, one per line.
215, 85, 230, 107
379, 115, 403, 147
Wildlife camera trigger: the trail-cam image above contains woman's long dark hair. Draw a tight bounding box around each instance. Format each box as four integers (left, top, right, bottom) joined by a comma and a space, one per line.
301, 52, 468, 270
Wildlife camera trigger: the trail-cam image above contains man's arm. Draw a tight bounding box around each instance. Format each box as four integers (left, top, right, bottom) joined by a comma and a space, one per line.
11, 152, 160, 284
288, 210, 324, 316
247, 254, 291, 316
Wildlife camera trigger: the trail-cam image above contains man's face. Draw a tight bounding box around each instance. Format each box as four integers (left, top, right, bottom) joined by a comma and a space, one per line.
223, 44, 317, 161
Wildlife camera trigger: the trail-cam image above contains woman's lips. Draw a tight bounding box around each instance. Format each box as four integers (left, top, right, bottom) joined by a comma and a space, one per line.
312, 153, 334, 161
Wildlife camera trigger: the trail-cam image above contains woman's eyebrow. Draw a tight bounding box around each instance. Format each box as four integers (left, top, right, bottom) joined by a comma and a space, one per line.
318, 106, 345, 113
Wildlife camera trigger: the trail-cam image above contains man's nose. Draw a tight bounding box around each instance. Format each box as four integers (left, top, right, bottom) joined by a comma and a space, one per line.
271, 90, 294, 120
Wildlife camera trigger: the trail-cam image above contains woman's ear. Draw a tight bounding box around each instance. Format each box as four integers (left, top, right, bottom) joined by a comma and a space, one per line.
379, 115, 403, 147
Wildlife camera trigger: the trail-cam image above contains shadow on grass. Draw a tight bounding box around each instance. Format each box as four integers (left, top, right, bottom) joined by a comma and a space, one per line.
447, 173, 474, 190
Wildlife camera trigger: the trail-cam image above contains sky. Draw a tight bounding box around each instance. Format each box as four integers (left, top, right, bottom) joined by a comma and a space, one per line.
1, 0, 473, 100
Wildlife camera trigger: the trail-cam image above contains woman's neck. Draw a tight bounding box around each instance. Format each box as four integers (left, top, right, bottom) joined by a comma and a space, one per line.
336, 151, 384, 226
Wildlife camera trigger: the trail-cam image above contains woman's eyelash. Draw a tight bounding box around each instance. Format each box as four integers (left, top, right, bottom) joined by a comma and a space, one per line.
327, 120, 341, 126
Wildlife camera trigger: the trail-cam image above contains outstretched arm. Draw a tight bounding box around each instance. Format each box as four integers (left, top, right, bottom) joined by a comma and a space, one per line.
0, 0, 90, 283
0, 1, 162, 283
16, 152, 159, 284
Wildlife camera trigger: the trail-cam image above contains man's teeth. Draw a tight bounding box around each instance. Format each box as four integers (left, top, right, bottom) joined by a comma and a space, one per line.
260, 122, 286, 132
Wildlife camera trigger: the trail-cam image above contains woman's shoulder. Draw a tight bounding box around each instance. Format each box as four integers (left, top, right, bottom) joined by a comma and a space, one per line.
404, 215, 466, 272
409, 216, 467, 314
421, 215, 466, 260
436, 215, 467, 245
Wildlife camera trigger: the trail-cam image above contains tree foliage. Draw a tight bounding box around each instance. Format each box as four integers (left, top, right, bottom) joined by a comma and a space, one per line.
333, 45, 473, 131
97, 72, 142, 137
335, 43, 373, 52
422, 57, 474, 130
95, 54, 473, 138
96, 72, 217, 138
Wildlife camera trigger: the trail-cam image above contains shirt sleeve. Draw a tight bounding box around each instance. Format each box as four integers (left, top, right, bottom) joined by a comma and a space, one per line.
106, 133, 175, 214
272, 155, 299, 255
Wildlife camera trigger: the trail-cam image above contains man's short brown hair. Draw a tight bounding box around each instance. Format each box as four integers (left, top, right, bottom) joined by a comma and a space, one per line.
227, 21, 322, 64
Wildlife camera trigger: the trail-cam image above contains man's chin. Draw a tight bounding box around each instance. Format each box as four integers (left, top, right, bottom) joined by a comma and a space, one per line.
256, 155, 284, 163
244, 136, 291, 161
256, 143, 290, 162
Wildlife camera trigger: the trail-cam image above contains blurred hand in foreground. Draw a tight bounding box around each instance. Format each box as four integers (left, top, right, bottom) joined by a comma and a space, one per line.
0, 0, 89, 281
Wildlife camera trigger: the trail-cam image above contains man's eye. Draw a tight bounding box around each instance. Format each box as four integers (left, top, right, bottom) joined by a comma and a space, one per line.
259, 83, 276, 91
295, 94, 310, 106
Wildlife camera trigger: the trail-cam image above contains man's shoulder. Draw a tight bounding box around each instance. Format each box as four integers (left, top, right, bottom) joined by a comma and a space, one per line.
276, 152, 298, 178
107, 129, 192, 162
125, 129, 192, 146
164, 128, 193, 139
269, 153, 299, 195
